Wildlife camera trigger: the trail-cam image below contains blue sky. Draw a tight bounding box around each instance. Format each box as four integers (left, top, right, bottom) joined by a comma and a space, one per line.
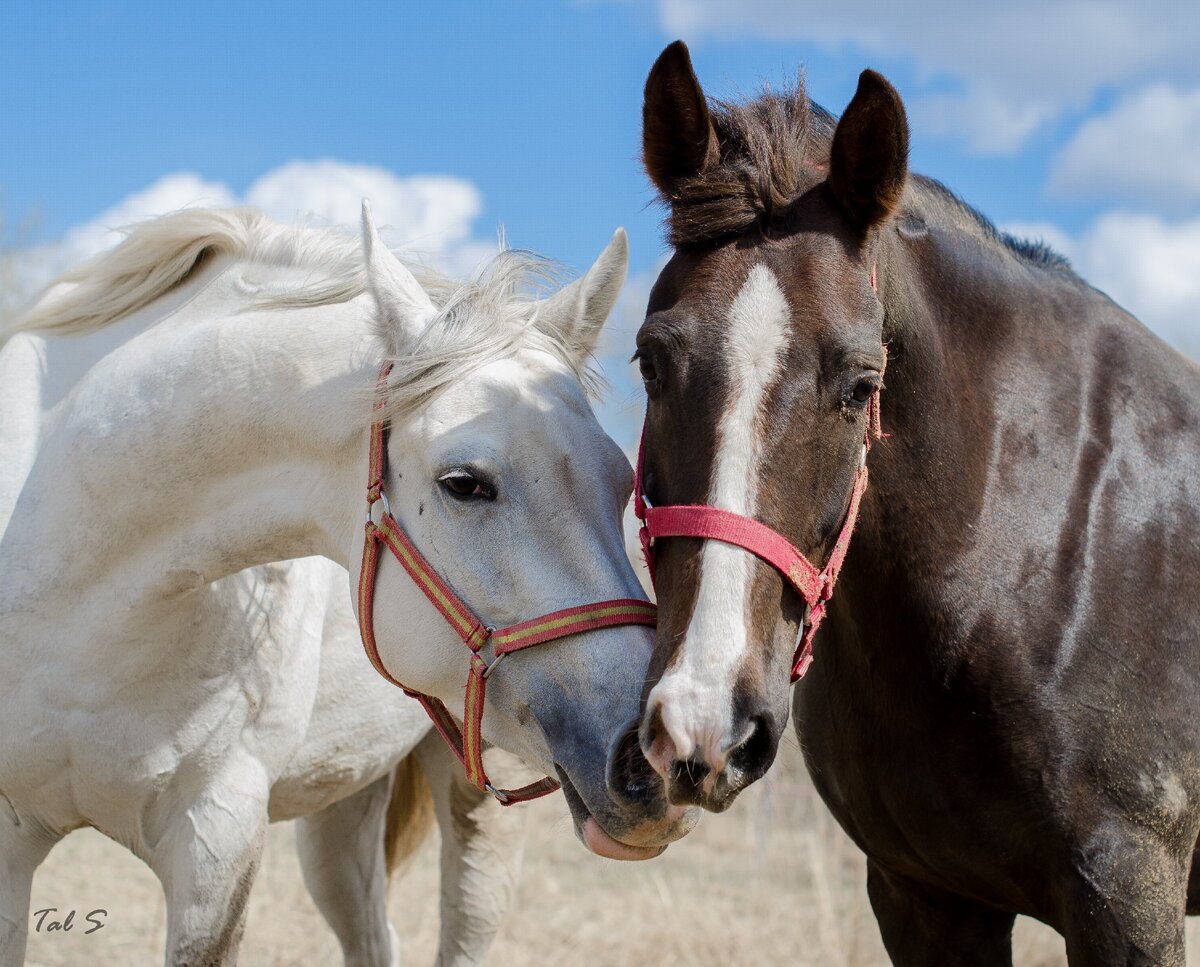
2, 1, 1135, 264
4, 0, 1200, 437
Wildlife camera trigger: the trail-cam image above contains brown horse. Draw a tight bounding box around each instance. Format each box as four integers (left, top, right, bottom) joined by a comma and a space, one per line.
631, 40, 1200, 965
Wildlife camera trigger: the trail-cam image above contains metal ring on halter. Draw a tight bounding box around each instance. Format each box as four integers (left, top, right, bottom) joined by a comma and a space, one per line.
366, 489, 393, 525
485, 783, 510, 804
481, 654, 505, 679
792, 601, 812, 652
481, 631, 505, 679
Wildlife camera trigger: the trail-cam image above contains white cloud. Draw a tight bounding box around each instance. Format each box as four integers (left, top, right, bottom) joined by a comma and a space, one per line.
914, 89, 1058, 156
1047, 85, 1200, 211
1004, 212, 1200, 354
2, 161, 491, 319
1072, 213, 1200, 353
244, 160, 482, 256
652, 0, 1200, 153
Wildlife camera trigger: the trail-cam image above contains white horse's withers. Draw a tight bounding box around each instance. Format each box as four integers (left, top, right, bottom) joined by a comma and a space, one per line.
0, 206, 694, 965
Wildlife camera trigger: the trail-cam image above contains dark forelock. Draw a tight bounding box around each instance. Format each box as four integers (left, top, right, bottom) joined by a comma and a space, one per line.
657, 79, 836, 247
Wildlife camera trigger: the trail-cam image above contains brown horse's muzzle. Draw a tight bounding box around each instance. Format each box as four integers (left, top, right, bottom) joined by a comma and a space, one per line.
638, 696, 784, 812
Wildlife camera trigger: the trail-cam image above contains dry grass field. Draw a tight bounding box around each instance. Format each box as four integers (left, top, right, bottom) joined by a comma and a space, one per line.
31, 734, 1200, 967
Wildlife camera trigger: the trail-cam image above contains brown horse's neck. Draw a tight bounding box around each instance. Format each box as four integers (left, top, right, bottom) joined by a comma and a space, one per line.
839, 215, 1088, 673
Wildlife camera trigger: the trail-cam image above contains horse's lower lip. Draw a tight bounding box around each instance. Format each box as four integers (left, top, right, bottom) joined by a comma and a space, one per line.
582, 817, 666, 861
555, 765, 670, 860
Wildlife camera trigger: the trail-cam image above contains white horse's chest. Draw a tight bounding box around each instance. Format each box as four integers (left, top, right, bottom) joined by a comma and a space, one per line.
267, 592, 430, 820
0, 563, 323, 839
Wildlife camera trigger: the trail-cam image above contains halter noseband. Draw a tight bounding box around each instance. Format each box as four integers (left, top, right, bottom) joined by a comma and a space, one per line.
633, 339, 884, 683
357, 365, 658, 804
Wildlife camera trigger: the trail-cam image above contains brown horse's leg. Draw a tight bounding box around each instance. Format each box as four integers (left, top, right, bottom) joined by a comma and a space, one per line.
866, 862, 1015, 967
1057, 833, 1188, 967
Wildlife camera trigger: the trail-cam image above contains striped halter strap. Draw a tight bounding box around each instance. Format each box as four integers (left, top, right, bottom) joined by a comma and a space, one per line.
633, 348, 884, 683
357, 365, 658, 805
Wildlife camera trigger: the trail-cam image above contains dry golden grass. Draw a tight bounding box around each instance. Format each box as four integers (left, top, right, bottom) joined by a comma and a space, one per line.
32, 734, 1200, 966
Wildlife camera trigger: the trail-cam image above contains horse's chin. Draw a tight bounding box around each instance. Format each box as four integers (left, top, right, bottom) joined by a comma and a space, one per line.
555, 767, 677, 861
581, 817, 666, 861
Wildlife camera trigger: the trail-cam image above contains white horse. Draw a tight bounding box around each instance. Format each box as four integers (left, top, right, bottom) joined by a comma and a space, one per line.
0, 205, 695, 966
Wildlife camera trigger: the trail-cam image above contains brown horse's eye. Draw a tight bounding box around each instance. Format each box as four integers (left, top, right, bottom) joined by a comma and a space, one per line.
846, 377, 879, 408
633, 350, 660, 389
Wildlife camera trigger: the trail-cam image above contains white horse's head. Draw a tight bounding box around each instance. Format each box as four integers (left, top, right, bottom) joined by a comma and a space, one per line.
354, 205, 695, 858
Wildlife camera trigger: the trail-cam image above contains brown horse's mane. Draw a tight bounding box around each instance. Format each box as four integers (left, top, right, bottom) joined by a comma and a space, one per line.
660, 81, 1074, 276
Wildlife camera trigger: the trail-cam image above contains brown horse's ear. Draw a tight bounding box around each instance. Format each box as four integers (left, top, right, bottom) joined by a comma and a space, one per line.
642, 40, 717, 195
828, 70, 909, 235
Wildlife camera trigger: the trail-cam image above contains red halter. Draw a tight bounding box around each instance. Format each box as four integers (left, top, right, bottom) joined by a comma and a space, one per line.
357, 366, 658, 804
633, 352, 884, 683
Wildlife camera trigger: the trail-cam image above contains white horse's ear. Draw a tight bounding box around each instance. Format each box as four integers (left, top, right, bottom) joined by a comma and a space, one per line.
538, 228, 628, 361
361, 200, 436, 347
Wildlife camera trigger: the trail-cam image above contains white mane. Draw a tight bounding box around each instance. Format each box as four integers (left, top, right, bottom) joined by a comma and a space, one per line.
10, 207, 600, 417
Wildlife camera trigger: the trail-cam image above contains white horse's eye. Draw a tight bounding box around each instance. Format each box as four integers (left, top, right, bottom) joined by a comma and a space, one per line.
438, 470, 497, 502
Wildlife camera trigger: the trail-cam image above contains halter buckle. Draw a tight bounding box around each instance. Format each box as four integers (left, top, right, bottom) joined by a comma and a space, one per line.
485, 782, 510, 804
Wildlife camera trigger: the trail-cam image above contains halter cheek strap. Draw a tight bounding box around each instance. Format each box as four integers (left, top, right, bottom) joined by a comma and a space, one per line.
358, 365, 658, 804
633, 350, 885, 683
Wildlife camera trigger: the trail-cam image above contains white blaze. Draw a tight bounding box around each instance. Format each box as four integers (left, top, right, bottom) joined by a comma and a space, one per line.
649, 264, 790, 769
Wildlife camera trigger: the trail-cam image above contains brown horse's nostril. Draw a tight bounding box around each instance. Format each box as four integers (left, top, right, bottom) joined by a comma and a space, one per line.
651, 712, 781, 813
667, 756, 712, 801
638, 701, 677, 779
728, 714, 771, 770
728, 712, 779, 789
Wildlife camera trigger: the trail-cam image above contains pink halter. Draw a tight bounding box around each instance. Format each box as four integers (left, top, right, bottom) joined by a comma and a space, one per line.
633, 352, 884, 682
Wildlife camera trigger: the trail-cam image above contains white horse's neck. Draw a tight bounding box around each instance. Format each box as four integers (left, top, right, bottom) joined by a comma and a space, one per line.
4, 259, 376, 621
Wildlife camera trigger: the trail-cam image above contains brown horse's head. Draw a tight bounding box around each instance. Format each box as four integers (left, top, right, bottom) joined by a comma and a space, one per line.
634, 41, 907, 810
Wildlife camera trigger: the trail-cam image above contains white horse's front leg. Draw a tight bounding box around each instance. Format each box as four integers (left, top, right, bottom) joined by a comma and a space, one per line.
150, 758, 270, 967
0, 812, 60, 967
415, 736, 529, 967
295, 773, 400, 967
